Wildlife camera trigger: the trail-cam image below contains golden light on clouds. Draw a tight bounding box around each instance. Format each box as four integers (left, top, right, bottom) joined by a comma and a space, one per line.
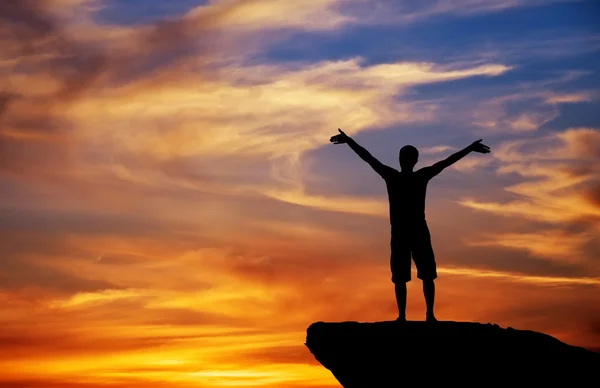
465, 230, 596, 262
461, 127, 600, 224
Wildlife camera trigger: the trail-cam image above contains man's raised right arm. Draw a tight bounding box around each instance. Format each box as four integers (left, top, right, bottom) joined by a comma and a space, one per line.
330, 128, 391, 177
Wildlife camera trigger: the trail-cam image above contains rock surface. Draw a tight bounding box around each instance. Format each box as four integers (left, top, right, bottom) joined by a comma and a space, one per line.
305, 321, 600, 387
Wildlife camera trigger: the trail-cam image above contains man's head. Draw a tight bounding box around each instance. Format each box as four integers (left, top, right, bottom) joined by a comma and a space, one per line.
399, 145, 418, 170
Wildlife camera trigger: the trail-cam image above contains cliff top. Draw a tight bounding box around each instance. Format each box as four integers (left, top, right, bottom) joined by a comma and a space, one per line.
306, 320, 600, 387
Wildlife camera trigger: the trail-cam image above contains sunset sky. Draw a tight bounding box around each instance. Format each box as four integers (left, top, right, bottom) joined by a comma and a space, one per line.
1, 0, 599, 387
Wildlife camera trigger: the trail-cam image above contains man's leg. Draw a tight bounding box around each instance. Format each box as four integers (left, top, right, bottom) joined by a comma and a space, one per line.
423, 279, 436, 322
395, 282, 407, 321
390, 225, 411, 321
414, 220, 438, 322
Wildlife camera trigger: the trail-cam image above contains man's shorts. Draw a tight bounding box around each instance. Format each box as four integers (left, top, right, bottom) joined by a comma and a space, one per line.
390, 220, 437, 283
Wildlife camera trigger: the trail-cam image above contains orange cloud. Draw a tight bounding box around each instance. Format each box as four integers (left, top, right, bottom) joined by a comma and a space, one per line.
462, 127, 600, 222
193, 0, 352, 31
2, 248, 599, 387
465, 230, 596, 262
458, 127, 600, 275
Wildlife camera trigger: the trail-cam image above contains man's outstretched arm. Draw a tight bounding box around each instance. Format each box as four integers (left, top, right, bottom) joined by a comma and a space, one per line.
330, 128, 391, 177
427, 139, 491, 177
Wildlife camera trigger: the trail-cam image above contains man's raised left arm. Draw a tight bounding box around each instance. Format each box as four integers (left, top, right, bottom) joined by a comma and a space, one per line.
425, 139, 491, 177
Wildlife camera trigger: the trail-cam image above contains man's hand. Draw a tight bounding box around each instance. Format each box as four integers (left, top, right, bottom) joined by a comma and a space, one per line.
469, 139, 491, 154
330, 128, 350, 144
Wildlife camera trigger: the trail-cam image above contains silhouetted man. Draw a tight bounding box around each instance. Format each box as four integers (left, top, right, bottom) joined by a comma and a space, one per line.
330, 129, 491, 322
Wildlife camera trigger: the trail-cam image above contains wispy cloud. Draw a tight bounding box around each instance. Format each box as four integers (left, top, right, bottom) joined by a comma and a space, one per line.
438, 266, 600, 285
544, 91, 597, 104
471, 92, 560, 133
459, 127, 600, 271
420, 145, 457, 154
465, 230, 596, 262
335, 0, 584, 26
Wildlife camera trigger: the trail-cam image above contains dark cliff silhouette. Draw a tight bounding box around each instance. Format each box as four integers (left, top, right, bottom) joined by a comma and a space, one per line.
330, 129, 491, 322
306, 320, 600, 387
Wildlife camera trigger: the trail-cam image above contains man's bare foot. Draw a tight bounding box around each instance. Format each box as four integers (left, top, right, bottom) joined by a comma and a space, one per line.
396, 316, 406, 322
426, 314, 438, 322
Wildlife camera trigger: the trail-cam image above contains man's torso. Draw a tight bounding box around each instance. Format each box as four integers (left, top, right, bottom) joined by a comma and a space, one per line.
383, 169, 431, 225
